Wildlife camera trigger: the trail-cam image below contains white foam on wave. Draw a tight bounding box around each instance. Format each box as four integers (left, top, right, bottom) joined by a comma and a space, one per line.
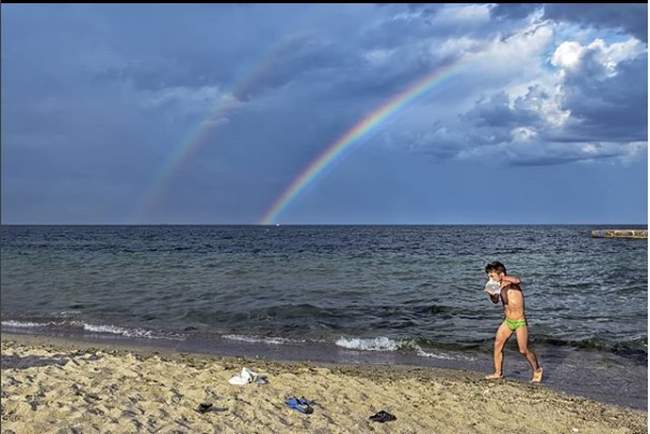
2, 320, 49, 328
335, 336, 400, 352
415, 346, 477, 361
3, 318, 184, 341
335, 336, 477, 361
415, 346, 458, 360
57, 311, 81, 317
222, 334, 304, 345
79, 322, 154, 338
71, 321, 184, 340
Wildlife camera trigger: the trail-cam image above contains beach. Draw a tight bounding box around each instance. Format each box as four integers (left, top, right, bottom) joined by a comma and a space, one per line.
1, 334, 646, 434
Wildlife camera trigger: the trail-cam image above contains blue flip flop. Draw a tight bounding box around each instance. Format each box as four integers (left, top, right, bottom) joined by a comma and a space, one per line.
285, 397, 314, 414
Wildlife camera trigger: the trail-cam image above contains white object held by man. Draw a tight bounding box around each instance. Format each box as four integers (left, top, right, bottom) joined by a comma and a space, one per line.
484, 279, 501, 296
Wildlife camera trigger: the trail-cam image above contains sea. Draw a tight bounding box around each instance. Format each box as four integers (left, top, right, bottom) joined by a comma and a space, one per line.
1, 225, 647, 409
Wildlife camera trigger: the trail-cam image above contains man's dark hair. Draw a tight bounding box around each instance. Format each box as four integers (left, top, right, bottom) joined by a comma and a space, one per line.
485, 261, 507, 275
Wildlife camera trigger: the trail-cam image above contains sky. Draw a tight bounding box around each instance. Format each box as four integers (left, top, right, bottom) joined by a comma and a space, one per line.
1, 3, 647, 224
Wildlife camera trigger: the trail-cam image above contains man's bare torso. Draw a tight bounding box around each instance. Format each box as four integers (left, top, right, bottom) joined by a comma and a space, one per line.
501, 283, 525, 320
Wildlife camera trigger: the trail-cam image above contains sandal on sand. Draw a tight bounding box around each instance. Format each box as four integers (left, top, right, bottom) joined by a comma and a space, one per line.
285, 397, 314, 414
369, 410, 396, 423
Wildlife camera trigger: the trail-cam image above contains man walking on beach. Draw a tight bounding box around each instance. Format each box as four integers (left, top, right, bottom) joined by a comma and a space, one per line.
484, 261, 543, 382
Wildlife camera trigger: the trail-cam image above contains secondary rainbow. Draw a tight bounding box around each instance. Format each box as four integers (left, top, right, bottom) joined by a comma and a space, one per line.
260, 60, 464, 225
131, 41, 290, 223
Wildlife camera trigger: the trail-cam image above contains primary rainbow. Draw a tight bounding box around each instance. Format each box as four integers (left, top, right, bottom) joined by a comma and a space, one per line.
260, 60, 464, 225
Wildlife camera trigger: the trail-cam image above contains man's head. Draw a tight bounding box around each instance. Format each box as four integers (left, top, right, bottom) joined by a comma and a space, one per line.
485, 261, 507, 282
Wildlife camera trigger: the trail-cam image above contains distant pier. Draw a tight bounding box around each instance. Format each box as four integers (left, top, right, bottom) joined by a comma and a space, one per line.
591, 229, 648, 239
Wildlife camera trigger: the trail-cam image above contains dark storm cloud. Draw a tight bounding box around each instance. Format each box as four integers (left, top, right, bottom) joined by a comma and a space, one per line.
360, 3, 499, 51
543, 4, 647, 42
561, 54, 648, 142
464, 50, 648, 146
491, 3, 648, 41
463, 91, 541, 129
490, 4, 539, 21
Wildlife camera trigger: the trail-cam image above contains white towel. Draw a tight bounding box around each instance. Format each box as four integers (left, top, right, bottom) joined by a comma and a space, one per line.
228, 367, 267, 385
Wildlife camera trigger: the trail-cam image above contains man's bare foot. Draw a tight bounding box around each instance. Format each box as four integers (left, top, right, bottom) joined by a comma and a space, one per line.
484, 373, 503, 380
531, 367, 543, 383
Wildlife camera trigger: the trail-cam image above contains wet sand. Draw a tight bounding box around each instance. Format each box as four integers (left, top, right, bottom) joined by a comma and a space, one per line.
1, 333, 646, 434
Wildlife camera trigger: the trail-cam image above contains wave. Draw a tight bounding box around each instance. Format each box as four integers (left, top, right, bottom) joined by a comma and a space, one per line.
335, 336, 399, 351
2, 320, 51, 328
222, 334, 306, 345
534, 335, 647, 362
4, 317, 644, 363
57, 311, 82, 317
75, 322, 158, 339
2, 319, 184, 341
335, 336, 476, 361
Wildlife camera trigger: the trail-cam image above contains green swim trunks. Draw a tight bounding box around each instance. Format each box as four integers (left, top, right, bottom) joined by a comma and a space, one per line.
504, 318, 527, 331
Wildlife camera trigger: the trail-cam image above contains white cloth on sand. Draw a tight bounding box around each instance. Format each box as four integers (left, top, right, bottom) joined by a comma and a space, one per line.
228, 367, 267, 385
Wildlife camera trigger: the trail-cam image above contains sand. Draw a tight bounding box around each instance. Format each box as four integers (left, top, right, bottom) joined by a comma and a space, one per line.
1, 334, 646, 434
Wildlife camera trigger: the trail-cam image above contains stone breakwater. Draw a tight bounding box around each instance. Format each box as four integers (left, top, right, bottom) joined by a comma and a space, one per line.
591, 229, 647, 239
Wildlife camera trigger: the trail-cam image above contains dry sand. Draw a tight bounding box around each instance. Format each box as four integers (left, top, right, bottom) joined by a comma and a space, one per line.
1, 334, 646, 434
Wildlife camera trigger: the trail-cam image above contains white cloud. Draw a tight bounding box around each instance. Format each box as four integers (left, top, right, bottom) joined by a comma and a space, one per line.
140, 86, 226, 108
588, 38, 645, 75
617, 141, 648, 165
463, 21, 554, 79
432, 36, 483, 59
514, 84, 571, 127
437, 4, 491, 24
581, 143, 599, 154
391, 10, 425, 22
511, 126, 538, 141
391, 21, 646, 167
133, 85, 249, 131
137, 85, 244, 121
552, 36, 646, 76
551, 41, 584, 69
363, 48, 394, 65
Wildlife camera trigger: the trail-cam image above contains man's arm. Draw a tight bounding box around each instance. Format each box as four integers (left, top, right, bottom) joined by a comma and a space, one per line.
501, 275, 521, 285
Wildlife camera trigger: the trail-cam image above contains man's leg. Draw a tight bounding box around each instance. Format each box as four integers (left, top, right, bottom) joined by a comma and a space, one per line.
485, 322, 512, 379
515, 326, 543, 382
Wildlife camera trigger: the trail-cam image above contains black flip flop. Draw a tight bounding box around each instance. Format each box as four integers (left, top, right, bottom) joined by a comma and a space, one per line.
196, 403, 213, 413
196, 403, 228, 414
369, 410, 396, 423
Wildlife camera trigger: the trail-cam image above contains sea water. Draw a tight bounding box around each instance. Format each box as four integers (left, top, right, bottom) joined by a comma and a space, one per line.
1, 225, 647, 408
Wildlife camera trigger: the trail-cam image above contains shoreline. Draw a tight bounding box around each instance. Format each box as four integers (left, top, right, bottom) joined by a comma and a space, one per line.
2, 326, 646, 411
1, 333, 647, 433
0, 332, 481, 383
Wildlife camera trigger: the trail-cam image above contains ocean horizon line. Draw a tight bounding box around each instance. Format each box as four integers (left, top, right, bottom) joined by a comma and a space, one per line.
1, 223, 647, 227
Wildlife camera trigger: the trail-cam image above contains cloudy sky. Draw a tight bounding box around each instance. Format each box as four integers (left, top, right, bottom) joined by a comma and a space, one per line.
2, 3, 647, 224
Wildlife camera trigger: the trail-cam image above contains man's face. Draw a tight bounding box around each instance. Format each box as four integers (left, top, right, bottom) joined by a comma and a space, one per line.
488, 271, 503, 282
